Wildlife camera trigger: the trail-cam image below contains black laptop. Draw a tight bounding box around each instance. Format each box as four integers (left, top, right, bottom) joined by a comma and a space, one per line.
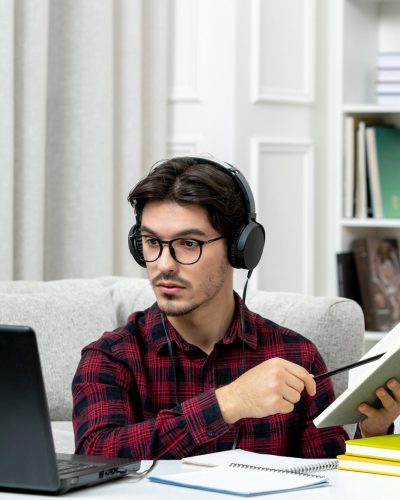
0, 324, 141, 494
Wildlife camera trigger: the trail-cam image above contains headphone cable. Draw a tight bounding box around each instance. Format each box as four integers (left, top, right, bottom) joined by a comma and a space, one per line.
232, 269, 252, 450
161, 313, 179, 407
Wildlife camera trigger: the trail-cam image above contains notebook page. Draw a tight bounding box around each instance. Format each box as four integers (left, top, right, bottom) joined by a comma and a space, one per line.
149, 463, 328, 496
182, 449, 337, 472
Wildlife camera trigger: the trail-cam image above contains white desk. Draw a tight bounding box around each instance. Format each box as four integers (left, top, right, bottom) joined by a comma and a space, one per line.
1, 460, 399, 500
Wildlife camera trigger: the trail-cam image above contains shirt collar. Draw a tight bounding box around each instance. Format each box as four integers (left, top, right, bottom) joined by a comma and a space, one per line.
151, 291, 258, 354
221, 292, 258, 350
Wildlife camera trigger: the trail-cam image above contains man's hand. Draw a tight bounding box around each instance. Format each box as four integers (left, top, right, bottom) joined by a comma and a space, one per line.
215, 358, 316, 425
358, 378, 400, 437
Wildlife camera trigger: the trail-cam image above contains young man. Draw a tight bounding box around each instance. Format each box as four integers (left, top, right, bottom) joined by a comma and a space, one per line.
72, 156, 400, 459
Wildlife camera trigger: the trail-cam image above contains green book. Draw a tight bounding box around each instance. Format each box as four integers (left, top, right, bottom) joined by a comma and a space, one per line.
367, 127, 400, 218
345, 435, 400, 462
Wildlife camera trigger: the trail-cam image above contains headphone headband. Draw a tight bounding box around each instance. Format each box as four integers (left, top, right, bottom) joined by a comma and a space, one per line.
185, 155, 257, 220
128, 155, 265, 270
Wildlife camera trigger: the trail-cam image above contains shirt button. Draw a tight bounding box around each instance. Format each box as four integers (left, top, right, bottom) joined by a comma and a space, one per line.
206, 429, 215, 438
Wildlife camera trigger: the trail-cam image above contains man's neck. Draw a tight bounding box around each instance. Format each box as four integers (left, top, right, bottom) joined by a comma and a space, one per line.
166, 291, 236, 355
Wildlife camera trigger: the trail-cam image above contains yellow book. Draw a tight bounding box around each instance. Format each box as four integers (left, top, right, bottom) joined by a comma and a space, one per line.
337, 454, 400, 477
345, 435, 400, 462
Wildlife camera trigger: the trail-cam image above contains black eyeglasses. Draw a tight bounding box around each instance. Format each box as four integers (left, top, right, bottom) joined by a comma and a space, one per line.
137, 235, 224, 265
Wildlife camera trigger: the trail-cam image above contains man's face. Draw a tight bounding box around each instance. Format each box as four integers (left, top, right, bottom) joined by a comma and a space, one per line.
140, 200, 231, 317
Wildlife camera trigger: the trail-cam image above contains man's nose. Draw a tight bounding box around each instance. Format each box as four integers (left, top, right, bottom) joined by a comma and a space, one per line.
157, 243, 178, 272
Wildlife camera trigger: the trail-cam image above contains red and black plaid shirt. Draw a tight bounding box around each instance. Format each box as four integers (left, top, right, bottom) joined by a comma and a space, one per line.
72, 293, 348, 459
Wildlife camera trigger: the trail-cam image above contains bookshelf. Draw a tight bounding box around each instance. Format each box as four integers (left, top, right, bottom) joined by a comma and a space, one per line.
330, 0, 400, 349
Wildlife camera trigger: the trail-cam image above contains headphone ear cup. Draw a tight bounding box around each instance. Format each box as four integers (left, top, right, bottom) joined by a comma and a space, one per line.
228, 221, 265, 270
128, 225, 147, 268
228, 225, 246, 269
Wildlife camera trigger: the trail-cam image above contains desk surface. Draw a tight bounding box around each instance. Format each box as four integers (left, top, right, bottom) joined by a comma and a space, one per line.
1, 460, 399, 500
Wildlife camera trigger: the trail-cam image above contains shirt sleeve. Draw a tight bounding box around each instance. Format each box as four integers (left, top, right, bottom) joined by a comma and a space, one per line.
72, 346, 231, 460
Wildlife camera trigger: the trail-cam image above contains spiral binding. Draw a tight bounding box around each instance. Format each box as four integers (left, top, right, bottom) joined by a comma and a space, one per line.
228, 459, 339, 479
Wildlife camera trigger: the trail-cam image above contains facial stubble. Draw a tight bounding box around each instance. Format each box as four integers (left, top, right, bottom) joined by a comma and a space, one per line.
155, 259, 230, 317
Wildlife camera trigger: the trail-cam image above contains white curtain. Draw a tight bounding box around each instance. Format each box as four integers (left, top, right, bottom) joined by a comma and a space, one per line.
0, 0, 168, 280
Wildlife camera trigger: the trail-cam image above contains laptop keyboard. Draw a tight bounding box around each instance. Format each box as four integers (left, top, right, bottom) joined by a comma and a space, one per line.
57, 459, 95, 475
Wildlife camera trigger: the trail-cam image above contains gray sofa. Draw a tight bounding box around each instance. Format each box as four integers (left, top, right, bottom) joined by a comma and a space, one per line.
0, 276, 365, 452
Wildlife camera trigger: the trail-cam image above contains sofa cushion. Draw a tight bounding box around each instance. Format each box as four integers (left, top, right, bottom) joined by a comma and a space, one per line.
109, 277, 156, 325
51, 421, 75, 454
0, 288, 116, 420
0, 276, 121, 294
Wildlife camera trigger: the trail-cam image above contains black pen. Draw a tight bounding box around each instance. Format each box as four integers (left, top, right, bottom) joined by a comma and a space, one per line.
313, 353, 385, 382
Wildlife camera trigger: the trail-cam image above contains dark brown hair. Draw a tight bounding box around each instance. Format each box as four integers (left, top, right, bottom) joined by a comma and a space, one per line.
127, 157, 246, 237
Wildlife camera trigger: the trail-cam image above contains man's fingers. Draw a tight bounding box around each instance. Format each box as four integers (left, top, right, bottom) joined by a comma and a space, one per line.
285, 373, 305, 394
358, 402, 378, 418
359, 383, 400, 417
387, 378, 400, 401
378, 384, 400, 417
285, 363, 316, 397
282, 385, 302, 405
303, 376, 317, 397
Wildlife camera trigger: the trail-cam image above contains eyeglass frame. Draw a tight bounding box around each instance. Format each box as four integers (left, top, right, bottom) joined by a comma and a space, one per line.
136, 234, 225, 265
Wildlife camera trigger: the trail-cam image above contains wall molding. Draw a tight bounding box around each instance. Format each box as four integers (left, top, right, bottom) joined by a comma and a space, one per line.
168, 0, 200, 103
166, 138, 201, 157
250, 137, 315, 293
250, 0, 316, 104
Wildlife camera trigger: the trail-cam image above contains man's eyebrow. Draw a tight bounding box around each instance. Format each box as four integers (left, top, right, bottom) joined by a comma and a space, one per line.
140, 225, 208, 238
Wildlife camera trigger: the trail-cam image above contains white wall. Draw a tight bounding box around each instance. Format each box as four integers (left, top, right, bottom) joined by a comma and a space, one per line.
167, 0, 331, 294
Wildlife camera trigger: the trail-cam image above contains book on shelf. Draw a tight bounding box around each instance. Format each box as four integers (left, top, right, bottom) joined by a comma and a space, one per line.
377, 69, 400, 82
343, 116, 356, 218
336, 252, 363, 307
365, 126, 400, 218
352, 237, 400, 332
345, 435, 400, 462
337, 454, 400, 477
345, 117, 383, 219
378, 52, 400, 68
376, 82, 400, 93
366, 127, 382, 217
376, 53, 400, 103
355, 121, 368, 219
313, 322, 400, 428
377, 94, 400, 104
149, 450, 335, 496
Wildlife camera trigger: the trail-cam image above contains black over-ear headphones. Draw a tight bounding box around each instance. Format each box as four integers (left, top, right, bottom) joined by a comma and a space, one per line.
128, 155, 265, 270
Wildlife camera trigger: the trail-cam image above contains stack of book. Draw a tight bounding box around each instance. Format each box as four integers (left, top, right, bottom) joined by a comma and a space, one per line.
338, 435, 400, 477
377, 52, 400, 104
342, 116, 400, 219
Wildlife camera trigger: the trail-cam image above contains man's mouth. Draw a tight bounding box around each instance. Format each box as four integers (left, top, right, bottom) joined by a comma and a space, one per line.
156, 281, 185, 295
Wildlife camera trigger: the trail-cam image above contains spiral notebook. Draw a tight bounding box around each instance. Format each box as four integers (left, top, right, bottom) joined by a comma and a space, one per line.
148, 462, 330, 496
181, 448, 338, 473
